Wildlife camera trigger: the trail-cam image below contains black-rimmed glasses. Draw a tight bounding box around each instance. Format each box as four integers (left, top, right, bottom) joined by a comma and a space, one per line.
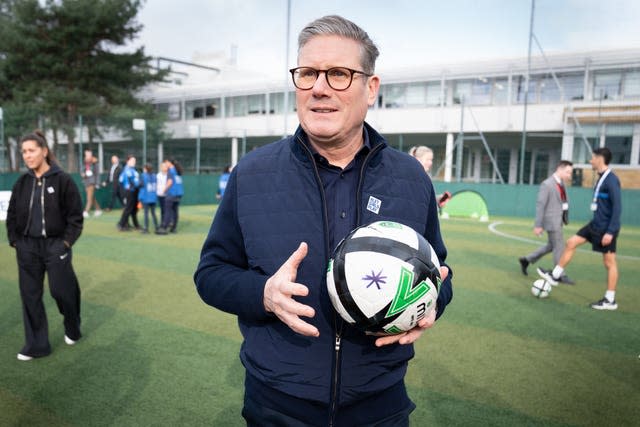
289, 66, 372, 91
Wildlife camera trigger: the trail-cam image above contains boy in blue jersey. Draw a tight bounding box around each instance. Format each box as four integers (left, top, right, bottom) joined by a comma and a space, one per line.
538, 147, 622, 310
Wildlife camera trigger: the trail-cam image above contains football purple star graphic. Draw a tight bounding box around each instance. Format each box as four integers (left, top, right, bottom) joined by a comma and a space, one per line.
362, 269, 387, 290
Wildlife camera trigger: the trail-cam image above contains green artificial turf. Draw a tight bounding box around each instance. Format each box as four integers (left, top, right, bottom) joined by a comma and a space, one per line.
1, 206, 638, 426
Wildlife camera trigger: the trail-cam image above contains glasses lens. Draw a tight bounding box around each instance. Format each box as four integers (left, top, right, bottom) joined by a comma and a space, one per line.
293, 67, 317, 89
326, 68, 352, 90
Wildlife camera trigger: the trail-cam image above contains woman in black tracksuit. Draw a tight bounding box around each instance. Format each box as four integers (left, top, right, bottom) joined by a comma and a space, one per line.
6, 130, 84, 361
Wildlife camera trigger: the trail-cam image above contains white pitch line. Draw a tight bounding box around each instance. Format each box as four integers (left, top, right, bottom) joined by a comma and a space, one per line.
488, 221, 640, 261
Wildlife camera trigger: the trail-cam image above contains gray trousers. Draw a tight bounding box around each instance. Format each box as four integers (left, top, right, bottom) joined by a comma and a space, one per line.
525, 229, 565, 266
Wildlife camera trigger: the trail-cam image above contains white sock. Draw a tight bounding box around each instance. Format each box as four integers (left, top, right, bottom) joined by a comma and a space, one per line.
605, 290, 616, 302
551, 266, 564, 279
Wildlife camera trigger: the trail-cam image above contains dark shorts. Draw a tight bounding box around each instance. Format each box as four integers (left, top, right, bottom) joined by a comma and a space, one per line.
576, 223, 617, 253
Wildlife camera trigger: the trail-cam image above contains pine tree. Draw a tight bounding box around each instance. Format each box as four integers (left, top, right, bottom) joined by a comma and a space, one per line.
0, 0, 167, 171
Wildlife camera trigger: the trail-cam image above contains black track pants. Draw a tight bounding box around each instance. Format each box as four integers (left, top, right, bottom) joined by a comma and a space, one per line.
15, 236, 81, 357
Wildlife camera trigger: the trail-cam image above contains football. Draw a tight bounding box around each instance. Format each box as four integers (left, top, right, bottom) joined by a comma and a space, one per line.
326, 221, 441, 335
531, 279, 552, 298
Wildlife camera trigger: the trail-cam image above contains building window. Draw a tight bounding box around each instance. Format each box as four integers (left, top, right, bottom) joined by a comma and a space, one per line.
405, 82, 427, 107
225, 96, 247, 117
425, 81, 442, 106
513, 75, 538, 104
155, 102, 181, 121
270, 92, 296, 114
380, 83, 406, 108
453, 80, 472, 104
605, 124, 633, 164
247, 94, 266, 115
623, 70, 640, 99
593, 72, 622, 100
493, 79, 509, 104
572, 124, 600, 164
469, 79, 492, 105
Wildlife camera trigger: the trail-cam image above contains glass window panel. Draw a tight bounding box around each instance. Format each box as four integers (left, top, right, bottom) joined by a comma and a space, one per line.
605, 124, 633, 164
593, 72, 621, 100
271, 92, 296, 114
469, 79, 492, 105
405, 82, 427, 107
493, 79, 509, 104
225, 96, 247, 117
247, 94, 266, 115
381, 84, 406, 108
513, 75, 538, 104
185, 100, 205, 119
155, 102, 181, 121
624, 70, 640, 98
453, 80, 472, 104
425, 82, 442, 106
562, 74, 584, 101
205, 98, 221, 118
572, 124, 599, 163
539, 76, 560, 103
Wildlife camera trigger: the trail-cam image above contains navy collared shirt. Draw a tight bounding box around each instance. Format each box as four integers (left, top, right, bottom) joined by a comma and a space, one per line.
311, 130, 371, 253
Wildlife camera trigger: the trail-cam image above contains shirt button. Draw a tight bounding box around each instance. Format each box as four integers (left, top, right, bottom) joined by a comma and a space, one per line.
340, 173, 345, 179
340, 211, 346, 219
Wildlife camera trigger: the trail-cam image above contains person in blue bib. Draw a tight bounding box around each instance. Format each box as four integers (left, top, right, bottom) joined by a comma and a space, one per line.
538, 147, 622, 310
156, 158, 183, 234
117, 155, 141, 231
139, 164, 159, 234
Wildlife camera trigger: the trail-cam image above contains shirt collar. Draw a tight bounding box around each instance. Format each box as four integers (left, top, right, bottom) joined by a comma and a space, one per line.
310, 128, 371, 167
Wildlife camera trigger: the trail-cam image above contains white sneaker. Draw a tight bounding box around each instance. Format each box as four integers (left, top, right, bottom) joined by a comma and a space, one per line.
83, 211, 90, 218
64, 335, 77, 345
94, 210, 103, 217
536, 267, 558, 286
17, 353, 33, 361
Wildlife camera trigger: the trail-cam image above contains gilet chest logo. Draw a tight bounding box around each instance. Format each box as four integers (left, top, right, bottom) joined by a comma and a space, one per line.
366, 196, 381, 214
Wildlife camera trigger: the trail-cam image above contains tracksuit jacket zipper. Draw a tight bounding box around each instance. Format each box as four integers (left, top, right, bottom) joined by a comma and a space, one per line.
296, 136, 384, 425
23, 176, 47, 238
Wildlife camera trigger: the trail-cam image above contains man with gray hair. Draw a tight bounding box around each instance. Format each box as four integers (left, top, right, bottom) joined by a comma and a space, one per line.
195, 15, 453, 425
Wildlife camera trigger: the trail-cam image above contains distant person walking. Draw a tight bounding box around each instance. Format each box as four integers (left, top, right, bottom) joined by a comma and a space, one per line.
105, 155, 123, 211
139, 164, 159, 234
538, 148, 622, 310
117, 155, 141, 231
519, 160, 574, 284
6, 130, 84, 361
81, 149, 102, 218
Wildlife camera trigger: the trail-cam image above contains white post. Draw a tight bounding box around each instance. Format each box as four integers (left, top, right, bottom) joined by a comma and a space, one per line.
231, 137, 238, 167
444, 133, 453, 182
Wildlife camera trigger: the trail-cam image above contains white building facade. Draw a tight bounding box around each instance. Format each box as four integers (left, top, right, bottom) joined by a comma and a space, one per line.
139, 48, 640, 188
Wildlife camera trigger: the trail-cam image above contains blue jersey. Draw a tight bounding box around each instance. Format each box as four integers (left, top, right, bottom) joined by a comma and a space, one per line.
167, 166, 184, 197
139, 172, 158, 204
218, 172, 230, 196
119, 165, 140, 191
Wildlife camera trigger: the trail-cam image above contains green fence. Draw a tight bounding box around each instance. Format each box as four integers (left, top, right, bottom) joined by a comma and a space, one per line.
2, 173, 639, 226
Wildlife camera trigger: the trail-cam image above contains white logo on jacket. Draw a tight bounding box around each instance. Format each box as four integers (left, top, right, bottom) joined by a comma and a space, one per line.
367, 196, 382, 214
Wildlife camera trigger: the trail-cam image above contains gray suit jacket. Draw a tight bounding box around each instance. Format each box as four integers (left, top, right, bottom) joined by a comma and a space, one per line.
534, 175, 567, 231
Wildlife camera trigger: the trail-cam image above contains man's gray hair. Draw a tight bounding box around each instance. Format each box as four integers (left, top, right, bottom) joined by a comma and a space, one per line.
298, 15, 379, 74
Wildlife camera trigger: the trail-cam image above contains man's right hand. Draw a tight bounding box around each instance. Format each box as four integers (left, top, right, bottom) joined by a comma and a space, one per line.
533, 226, 543, 236
264, 242, 320, 337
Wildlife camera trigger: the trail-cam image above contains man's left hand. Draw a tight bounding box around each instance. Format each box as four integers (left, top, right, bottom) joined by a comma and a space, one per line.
374, 265, 449, 347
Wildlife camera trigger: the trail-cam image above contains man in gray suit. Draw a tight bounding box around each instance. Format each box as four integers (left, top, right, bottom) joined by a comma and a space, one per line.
519, 160, 574, 284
